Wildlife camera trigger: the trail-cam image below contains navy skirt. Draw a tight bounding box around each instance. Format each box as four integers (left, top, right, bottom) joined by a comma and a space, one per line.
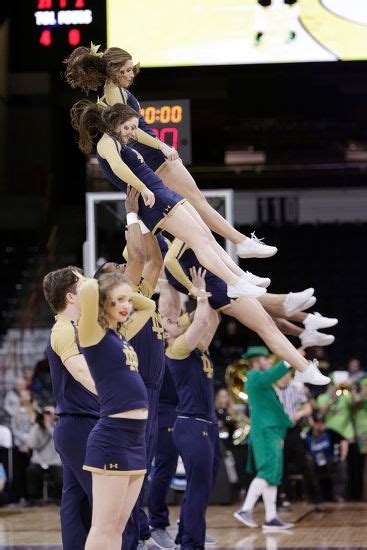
83, 417, 147, 475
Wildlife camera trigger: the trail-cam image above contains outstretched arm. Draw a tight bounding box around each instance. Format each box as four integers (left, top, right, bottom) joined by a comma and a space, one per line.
97, 135, 155, 207
184, 268, 211, 351
141, 233, 163, 293
124, 186, 146, 286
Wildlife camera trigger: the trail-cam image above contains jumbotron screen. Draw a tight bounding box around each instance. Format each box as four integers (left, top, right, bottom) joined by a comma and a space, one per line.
107, 0, 367, 66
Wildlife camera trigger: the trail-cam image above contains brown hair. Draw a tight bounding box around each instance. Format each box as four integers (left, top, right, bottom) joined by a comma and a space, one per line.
64, 46, 140, 92
43, 266, 82, 313
70, 100, 138, 154
97, 271, 131, 329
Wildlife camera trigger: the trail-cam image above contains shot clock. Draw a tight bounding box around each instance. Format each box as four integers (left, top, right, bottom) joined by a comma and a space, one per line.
140, 99, 192, 165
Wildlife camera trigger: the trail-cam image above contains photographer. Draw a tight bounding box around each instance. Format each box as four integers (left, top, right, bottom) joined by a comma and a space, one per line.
26, 406, 62, 504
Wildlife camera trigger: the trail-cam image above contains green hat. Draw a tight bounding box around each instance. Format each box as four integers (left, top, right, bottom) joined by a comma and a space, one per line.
242, 345, 270, 360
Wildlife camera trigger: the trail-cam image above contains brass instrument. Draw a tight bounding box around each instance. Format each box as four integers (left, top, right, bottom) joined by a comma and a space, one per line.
335, 383, 351, 397
225, 359, 251, 445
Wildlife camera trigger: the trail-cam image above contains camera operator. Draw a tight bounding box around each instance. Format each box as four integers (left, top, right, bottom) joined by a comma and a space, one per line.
26, 406, 62, 504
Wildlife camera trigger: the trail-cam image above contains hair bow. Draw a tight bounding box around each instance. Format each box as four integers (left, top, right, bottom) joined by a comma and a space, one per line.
90, 42, 103, 57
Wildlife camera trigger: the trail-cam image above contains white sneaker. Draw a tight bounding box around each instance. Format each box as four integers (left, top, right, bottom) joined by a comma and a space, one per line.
300, 296, 317, 311
301, 329, 335, 348
283, 288, 314, 316
294, 359, 330, 385
237, 232, 277, 259
227, 279, 267, 299
242, 271, 271, 288
304, 312, 338, 330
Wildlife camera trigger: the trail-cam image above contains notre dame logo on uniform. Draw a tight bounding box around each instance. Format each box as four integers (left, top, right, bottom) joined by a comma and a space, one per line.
201, 353, 213, 379
122, 343, 139, 371
152, 312, 164, 341
108, 463, 118, 469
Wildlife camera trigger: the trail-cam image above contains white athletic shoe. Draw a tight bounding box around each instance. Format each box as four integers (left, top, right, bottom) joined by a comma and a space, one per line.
283, 288, 314, 317
301, 329, 335, 348
242, 271, 271, 288
300, 296, 317, 311
294, 359, 330, 385
227, 279, 267, 299
304, 312, 338, 331
237, 232, 277, 259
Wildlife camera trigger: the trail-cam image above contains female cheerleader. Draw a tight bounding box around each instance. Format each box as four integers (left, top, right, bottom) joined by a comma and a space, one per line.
76, 270, 155, 550
64, 44, 277, 260
71, 100, 266, 300
157, 235, 332, 385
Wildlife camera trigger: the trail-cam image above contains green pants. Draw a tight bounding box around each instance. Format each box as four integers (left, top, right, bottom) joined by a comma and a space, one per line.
250, 426, 285, 486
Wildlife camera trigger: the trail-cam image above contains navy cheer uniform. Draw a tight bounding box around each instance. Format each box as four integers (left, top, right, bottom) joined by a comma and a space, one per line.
120, 279, 165, 546
148, 363, 179, 530
157, 235, 231, 312
166, 335, 221, 550
48, 315, 99, 550
96, 134, 184, 234
102, 85, 167, 173
78, 279, 154, 477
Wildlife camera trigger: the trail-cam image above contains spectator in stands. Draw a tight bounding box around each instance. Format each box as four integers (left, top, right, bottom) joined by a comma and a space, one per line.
23, 368, 34, 391
4, 377, 27, 420
31, 353, 53, 406
350, 377, 367, 500
348, 358, 365, 384
276, 371, 319, 508
306, 412, 348, 502
10, 389, 37, 504
26, 405, 62, 504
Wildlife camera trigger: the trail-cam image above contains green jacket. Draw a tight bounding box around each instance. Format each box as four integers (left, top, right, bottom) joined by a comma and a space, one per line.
246, 361, 293, 434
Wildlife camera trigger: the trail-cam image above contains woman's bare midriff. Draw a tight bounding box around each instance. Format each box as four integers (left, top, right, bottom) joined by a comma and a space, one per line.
109, 408, 148, 419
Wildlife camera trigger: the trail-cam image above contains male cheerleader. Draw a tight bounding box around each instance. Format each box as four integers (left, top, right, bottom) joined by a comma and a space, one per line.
233, 346, 294, 531
43, 267, 99, 550
163, 268, 221, 549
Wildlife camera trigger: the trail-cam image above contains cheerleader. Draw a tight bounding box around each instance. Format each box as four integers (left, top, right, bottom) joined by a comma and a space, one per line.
71, 100, 266, 301
157, 235, 331, 385
64, 44, 277, 260
76, 270, 155, 550
164, 267, 221, 550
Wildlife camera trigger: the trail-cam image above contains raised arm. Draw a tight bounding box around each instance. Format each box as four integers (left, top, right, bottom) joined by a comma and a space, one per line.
183, 268, 211, 351
158, 273, 182, 319
78, 277, 105, 348
97, 135, 155, 207
164, 238, 211, 298
251, 361, 291, 390
124, 186, 146, 286
141, 233, 163, 292
120, 292, 156, 341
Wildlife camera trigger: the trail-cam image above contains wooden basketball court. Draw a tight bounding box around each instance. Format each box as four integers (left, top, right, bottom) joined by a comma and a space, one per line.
0, 502, 365, 549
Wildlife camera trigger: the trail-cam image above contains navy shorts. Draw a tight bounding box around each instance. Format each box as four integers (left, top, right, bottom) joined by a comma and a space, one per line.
132, 141, 166, 173
165, 269, 231, 311
83, 417, 147, 476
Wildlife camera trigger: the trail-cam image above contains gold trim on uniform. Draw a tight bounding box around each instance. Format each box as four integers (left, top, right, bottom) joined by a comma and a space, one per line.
155, 160, 168, 175
152, 199, 187, 235
83, 465, 147, 476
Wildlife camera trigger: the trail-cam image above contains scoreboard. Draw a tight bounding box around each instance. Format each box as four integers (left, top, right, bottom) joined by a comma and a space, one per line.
140, 99, 192, 165
10, 0, 106, 71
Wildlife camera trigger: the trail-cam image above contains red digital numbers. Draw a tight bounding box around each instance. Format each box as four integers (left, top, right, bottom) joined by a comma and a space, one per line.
74, 0, 85, 7
68, 29, 80, 46
38, 0, 53, 8
39, 29, 52, 46
152, 128, 179, 150
59, 0, 67, 7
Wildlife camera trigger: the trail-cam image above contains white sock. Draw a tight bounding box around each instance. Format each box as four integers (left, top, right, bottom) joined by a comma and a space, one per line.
255, 4, 268, 33
263, 484, 278, 521
286, 2, 300, 32
241, 477, 267, 512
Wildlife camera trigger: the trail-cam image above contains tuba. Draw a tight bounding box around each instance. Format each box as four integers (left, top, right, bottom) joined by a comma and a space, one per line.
225, 359, 251, 445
